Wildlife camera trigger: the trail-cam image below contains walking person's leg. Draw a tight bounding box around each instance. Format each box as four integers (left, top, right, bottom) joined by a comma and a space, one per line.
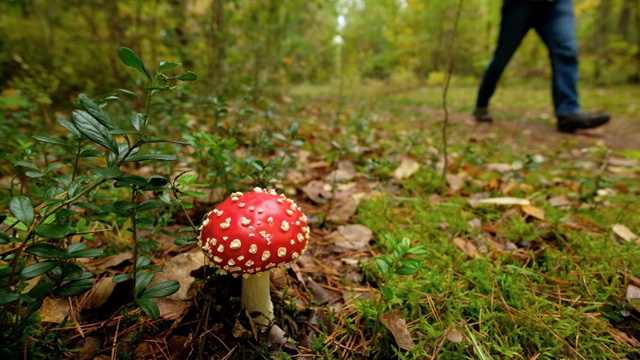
535, 0, 610, 132
474, 0, 533, 122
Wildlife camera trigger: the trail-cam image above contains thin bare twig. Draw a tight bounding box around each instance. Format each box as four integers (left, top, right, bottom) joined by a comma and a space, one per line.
441, 0, 465, 185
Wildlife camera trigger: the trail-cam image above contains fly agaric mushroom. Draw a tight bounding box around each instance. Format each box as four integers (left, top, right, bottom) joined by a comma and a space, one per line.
199, 188, 310, 325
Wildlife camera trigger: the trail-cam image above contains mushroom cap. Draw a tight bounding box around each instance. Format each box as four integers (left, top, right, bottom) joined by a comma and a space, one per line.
199, 188, 310, 276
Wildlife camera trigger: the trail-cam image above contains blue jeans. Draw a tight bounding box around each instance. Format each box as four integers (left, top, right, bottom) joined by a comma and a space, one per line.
476, 0, 580, 116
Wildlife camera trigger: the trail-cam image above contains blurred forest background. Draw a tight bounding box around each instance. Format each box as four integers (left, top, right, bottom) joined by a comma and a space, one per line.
0, 0, 638, 107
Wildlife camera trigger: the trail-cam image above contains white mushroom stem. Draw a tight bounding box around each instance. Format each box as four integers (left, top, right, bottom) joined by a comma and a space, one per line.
241, 272, 274, 326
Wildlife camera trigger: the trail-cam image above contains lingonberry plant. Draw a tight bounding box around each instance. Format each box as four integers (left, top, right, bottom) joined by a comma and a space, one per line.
0, 47, 197, 355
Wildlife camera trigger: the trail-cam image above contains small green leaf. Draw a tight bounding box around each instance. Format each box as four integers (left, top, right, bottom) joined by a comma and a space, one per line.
175, 71, 198, 81
117, 88, 143, 98
375, 257, 392, 275
13, 161, 40, 171
138, 199, 164, 211
57, 118, 82, 137
136, 256, 152, 268
109, 129, 139, 136
131, 113, 145, 132
381, 286, 394, 300
146, 138, 190, 146
25, 244, 65, 258
395, 261, 422, 275
25, 171, 45, 179
0, 291, 20, 306
141, 280, 179, 299
21, 261, 60, 279
118, 47, 152, 82
79, 148, 104, 158
114, 174, 147, 188
135, 271, 155, 296
124, 153, 178, 162
113, 274, 133, 283
181, 190, 207, 198
136, 297, 160, 320
0, 232, 13, 244
60, 262, 84, 280
406, 246, 428, 255
158, 61, 181, 73
67, 243, 103, 258
27, 282, 57, 300
10, 196, 34, 226
174, 236, 198, 246
53, 279, 94, 297
78, 94, 117, 130
34, 224, 76, 239
73, 110, 120, 155
32, 135, 69, 147
91, 167, 123, 179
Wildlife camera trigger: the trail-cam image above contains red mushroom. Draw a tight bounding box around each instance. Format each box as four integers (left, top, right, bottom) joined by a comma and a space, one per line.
198, 188, 310, 325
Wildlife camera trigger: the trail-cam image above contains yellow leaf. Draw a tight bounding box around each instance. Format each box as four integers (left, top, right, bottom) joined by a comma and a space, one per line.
521, 204, 545, 220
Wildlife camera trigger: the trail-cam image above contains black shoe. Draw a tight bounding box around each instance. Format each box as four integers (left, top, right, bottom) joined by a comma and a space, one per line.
473, 107, 493, 122
557, 111, 610, 133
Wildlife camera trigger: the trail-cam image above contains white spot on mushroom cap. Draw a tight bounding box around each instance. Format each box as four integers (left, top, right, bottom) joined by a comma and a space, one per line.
261, 251, 270, 261
277, 247, 287, 258
213, 256, 222, 263
267, 217, 274, 225
220, 218, 231, 229
230, 239, 242, 249
238, 203, 246, 208
281, 220, 290, 232
249, 244, 257, 254
241, 217, 251, 226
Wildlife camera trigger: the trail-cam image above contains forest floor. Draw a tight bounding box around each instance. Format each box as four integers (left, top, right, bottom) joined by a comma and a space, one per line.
2, 81, 640, 359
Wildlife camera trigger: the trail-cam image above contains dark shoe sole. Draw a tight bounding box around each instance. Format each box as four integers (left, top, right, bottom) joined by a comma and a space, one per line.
557, 113, 610, 133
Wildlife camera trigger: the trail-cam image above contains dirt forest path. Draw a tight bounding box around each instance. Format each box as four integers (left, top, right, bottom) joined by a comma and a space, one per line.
425, 108, 640, 152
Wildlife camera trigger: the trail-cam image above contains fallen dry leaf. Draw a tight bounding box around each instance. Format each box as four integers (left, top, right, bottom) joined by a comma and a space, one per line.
325, 224, 372, 250
326, 160, 359, 182
155, 298, 191, 320
627, 284, 640, 313
380, 309, 415, 350
327, 196, 361, 223
478, 197, 531, 206
612, 224, 638, 243
445, 328, 464, 343
81, 276, 116, 311
445, 172, 466, 193
301, 180, 333, 203
267, 325, 287, 349
453, 237, 481, 259
38, 296, 70, 323
393, 157, 420, 180
485, 163, 514, 172
548, 195, 573, 208
149, 249, 205, 300
79, 251, 133, 272
521, 204, 545, 220
306, 277, 339, 304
